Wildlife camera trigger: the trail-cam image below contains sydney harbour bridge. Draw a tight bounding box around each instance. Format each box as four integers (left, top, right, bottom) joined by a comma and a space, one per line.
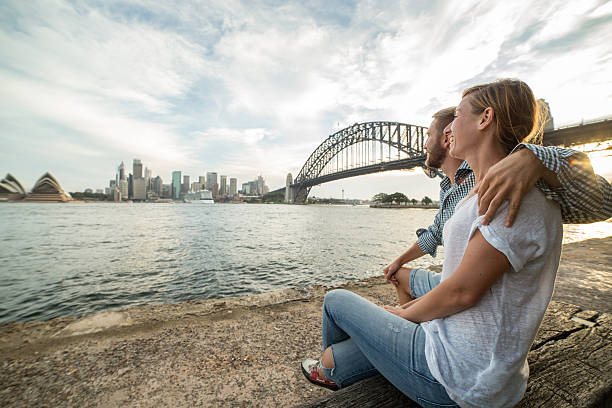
272, 117, 612, 204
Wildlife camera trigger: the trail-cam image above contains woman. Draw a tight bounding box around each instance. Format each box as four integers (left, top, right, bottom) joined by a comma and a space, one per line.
301, 79, 562, 408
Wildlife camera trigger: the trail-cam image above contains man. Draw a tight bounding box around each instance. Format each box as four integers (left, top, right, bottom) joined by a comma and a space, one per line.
384, 106, 612, 304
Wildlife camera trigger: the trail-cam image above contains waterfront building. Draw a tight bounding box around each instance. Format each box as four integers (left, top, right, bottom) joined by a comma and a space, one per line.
133, 159, 143, 179
161, 183, 171, 198
105, 187, 111, 196
213, 183, 219, 197
119, 179, 128, 199
248, 180, 257, 195
285, 173, 293, 203
152, 176, 163, 196
219, 175, 227, 196
199, 176, 205, 189
206, 172, 218, 191
191, 181, 201, 192
172, 171, 181, 199
257, 176, 264, 195
118, 162, 127, 181
0, 173, 26, 201
182, 175, 190, 194
95, 189, 103, 194
133, 178, 146, 201
112, 187, 121, 202
229, 178, 237, 196
241, 182, 250, 194
23, 172, 72, 202
128, 174, 133, 198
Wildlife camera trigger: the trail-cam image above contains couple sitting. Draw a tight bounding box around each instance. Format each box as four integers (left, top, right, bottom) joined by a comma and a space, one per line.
301, 78, 612, 408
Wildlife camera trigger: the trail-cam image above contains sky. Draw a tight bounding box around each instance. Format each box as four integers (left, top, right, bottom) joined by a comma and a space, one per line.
1, 0, 611, 199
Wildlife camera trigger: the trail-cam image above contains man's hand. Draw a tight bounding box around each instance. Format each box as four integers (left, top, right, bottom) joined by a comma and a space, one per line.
477, 148, 558, 227
383, 261, 401, 283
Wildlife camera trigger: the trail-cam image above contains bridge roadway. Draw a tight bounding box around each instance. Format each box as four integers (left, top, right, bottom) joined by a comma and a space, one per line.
270, 117, 612, 202
542, 117, 612, 147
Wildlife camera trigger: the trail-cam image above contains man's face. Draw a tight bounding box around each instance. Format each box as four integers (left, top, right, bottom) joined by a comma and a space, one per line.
424, 118, 448, 169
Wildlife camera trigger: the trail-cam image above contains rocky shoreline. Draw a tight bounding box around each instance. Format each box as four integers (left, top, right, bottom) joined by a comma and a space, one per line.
1, 237, 610, 407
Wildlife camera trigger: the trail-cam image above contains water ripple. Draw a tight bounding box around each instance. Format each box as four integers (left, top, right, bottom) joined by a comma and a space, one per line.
1, 203, 608, 323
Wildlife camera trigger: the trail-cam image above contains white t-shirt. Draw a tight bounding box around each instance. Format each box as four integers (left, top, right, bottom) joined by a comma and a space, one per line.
422, 189, 562, 408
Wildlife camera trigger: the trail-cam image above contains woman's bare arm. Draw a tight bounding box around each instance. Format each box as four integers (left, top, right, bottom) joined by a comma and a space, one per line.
385, 229, 510, 322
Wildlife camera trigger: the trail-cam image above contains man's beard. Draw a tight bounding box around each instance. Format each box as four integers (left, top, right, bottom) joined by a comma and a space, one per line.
425, 147, 446, 169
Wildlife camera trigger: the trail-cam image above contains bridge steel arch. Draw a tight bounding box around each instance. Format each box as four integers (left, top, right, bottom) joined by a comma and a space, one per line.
292, 122, 429, 204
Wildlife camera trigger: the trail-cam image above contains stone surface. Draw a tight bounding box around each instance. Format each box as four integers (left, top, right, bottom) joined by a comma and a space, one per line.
297, 304, 612, 408
0, 237, 610, 407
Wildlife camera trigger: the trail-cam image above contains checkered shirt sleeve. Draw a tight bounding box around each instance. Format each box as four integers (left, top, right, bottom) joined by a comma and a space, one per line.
417, 168, 475, 257
516, 143, 612, 223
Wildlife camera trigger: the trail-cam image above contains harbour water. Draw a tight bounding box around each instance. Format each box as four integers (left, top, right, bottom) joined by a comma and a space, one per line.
1, 203, 610, 323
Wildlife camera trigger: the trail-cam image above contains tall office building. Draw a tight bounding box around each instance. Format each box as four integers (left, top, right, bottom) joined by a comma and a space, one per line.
219, 175, 227, 196
257, 175, 264, 195
182, 175, 190, 194
161, 184, 171, 198
118, 162, 127, 181
199, 176, 206, 190
206, 172, 218, 191
133, 178, 146, 200
191, 182, 201, 192
152, 176, 162, 196
229, 178, 237, 196
172, 171, 181, 199
128, 174, 134, 198
133, 159, 143, 179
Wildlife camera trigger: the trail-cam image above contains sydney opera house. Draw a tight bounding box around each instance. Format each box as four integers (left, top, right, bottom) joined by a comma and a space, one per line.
0, 172, 73, 202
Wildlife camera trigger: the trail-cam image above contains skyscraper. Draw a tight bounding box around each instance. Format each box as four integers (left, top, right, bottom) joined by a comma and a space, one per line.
199, 176, 206, 190
128, 174, 134, 198
172, 171, 181, 199
229, 178, 237, 196
257, 175, 264, 195
206, 172, 217, 191
118, 162, 127, 181
182, 175, 190, 194
219, 175, 227, 196
133, 178, 146, 200
133, 159, 143, 179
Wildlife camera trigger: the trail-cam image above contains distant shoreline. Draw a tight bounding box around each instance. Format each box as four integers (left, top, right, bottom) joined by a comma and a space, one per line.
370, 203, 438, 209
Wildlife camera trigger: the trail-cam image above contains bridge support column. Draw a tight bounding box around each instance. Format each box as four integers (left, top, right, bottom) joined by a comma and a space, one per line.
285, 173, 294, 203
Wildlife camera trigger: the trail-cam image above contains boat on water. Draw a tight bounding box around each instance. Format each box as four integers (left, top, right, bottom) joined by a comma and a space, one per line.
184, 190, 214, 204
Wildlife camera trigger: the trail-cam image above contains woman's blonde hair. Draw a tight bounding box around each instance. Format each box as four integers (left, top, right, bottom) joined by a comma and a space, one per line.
462, 79, 546, 153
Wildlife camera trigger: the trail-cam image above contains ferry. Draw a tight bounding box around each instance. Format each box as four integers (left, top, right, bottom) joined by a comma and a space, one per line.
184, 190, 214, 204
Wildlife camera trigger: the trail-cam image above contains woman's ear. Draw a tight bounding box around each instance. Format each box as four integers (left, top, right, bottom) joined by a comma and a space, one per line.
478, 107, 495, 130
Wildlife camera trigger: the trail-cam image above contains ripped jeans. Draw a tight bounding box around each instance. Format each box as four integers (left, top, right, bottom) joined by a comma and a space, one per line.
319, 289, 458, 408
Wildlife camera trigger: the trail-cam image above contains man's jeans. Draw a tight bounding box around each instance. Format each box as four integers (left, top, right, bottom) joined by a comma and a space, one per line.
319, 286, 458, 408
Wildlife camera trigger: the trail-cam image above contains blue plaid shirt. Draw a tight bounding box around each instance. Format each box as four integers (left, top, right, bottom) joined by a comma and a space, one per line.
417, 143, 612, 257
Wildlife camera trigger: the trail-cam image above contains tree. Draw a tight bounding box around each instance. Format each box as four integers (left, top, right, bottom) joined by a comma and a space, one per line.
389, 192, 408, 205
422, 196, 433, 205
372, 193, 388, 203
411, 198, 418, 205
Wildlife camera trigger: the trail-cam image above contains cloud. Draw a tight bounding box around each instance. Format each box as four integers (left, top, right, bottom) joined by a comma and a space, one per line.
0, 0, 610, 195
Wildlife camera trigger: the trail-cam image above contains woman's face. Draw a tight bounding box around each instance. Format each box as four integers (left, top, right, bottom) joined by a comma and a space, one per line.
449, 96, 480, 159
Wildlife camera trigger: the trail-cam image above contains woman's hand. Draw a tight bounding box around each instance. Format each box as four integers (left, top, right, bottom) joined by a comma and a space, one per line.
383, 304, 408, 318
383, 298, 420, 319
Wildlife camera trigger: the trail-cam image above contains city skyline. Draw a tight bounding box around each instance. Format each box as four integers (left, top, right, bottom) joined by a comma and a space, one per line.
1, 1, 611, 198
106, 157, 262, 201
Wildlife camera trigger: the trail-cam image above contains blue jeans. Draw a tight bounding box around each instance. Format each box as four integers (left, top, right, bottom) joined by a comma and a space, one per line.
319, 273, 457, 407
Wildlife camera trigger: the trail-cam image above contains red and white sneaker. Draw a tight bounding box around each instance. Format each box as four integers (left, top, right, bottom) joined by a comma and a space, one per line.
301, 358, 339, 391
